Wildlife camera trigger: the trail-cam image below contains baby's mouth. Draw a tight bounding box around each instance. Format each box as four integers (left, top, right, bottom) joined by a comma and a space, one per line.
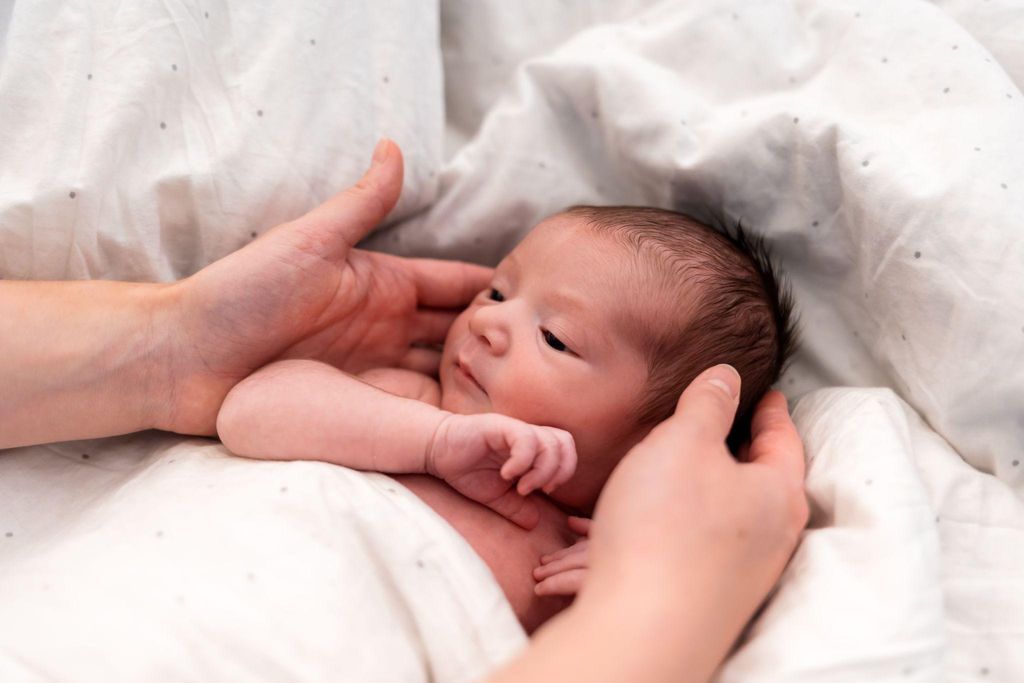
455, 360, 488, 396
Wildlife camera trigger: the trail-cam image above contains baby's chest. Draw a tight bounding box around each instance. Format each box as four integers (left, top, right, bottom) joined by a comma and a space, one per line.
393, 474, 573, 633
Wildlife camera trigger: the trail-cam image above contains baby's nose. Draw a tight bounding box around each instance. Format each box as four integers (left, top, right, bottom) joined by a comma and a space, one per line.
469, 307, 510, 355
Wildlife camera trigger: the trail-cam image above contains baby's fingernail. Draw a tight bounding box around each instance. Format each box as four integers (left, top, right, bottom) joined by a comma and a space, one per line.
705, 364, 740, 400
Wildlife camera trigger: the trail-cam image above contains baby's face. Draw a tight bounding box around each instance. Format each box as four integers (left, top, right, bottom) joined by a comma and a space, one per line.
439, 214, 654, 511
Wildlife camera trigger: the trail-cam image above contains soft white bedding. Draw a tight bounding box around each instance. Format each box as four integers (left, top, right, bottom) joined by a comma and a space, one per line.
0, 434, 524, 682
1, 0, 1023, 681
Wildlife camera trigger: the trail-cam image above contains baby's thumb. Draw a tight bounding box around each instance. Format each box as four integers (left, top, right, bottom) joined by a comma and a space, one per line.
296, 138, 404, 252
489, 490, 541, 531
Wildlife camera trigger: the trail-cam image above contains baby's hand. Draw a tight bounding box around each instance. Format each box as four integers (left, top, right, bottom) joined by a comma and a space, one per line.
426, 413, 577, 530
533, 516, 591, 596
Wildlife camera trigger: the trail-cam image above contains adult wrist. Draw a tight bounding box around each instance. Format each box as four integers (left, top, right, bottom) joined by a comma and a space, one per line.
0, 279, 177, 448
496, 585, 712, 683
564, 564, 745, 683
134, 282, 185, 434
143, 280, 215, 436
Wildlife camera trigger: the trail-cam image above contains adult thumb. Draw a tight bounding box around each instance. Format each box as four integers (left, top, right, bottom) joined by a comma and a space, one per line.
650, 364, 742, 450
298, 138, 404, 252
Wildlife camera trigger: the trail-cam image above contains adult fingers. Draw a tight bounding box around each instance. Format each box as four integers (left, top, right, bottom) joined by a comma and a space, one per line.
406, 257, 493, 308
297, 138, 404, 253
643, 364, 741, 453
397, 347, 442, 376
411, 309, 458, 346
746, 390, 805, 485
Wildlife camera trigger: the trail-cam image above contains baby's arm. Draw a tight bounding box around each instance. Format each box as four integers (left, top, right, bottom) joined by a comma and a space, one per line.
217, 359, 578, 529
217, 359, 441, 473
356, 367, 441, 407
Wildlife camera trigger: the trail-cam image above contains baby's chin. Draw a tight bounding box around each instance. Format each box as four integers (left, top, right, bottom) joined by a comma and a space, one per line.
438, 380, 490, 415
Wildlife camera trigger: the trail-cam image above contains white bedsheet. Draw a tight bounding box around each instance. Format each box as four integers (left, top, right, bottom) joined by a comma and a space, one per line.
2, 0, 1023, 681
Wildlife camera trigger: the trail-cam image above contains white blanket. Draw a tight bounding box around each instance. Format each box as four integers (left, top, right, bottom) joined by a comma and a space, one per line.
0, 434, 525, 682
2, 0, 1023, 681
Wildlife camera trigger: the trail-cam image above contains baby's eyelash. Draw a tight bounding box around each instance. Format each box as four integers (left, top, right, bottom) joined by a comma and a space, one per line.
487, 287, 505, 302
542, 329, 570, 353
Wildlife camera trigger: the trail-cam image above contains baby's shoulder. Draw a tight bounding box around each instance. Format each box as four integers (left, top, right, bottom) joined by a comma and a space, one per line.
357, 367, 441, 407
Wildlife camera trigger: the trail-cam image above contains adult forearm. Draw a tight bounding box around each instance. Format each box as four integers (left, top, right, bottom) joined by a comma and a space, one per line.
0, 280, 173, 449
488, 580, 731, 683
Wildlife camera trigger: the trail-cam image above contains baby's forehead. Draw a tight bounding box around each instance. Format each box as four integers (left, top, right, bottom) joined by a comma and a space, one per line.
513, 218, 686, 341
522, 215, 681, 288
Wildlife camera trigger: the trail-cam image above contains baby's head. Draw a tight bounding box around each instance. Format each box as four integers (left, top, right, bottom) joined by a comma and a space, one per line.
439, 206, 797, 512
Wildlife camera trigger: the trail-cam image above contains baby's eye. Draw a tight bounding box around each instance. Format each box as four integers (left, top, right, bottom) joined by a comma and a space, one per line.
542, 329, 570, 353
487, 288, 505, 302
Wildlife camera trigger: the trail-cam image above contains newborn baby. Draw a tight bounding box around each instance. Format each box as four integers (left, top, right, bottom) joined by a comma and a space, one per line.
216, 205, 796, 632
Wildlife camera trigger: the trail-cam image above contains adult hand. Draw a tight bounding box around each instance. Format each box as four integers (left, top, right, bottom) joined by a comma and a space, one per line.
488, 365, 808, 683
157, 140, 492, 436
582, 365, 807, 680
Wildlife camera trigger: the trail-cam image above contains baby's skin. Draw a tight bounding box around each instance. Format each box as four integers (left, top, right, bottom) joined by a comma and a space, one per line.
218, 213, 658, 631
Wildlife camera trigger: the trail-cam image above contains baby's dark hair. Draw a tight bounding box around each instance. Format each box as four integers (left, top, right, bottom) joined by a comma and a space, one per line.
565, 205, 798, 449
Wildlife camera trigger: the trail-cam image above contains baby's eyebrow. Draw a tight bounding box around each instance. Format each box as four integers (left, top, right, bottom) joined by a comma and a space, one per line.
546, 289, 587, 316
546, 289, 614, 352
504, 253, 521, 272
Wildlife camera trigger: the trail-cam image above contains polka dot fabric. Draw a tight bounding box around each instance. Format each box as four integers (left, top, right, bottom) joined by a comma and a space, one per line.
0, 434, 524, 681
1, 0, 1023, 680
0, 0, 442, 282
363, 1, 1024, 680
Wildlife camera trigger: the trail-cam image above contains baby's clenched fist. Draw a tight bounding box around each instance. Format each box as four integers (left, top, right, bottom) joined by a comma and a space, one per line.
425, 413, 577, 529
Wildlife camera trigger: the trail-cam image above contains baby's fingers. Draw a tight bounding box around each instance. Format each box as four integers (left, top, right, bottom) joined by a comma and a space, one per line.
499, 427, 539, 481
567, 516, 591, 536
534, 568, 586, 597
533, 544, 589, 581
516, 432, 563, 495
487, 488, 541, 531
539, 538, 589, 566
545, 430, 577, 494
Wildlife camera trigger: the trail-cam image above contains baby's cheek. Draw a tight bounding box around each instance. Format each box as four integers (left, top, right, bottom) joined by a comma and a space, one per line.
444, 310, 473, 347
493, 364, 561, 425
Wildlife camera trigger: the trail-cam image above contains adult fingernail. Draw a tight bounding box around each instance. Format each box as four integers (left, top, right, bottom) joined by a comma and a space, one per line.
706, 364, 740, 400
371, 138, 391, 166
